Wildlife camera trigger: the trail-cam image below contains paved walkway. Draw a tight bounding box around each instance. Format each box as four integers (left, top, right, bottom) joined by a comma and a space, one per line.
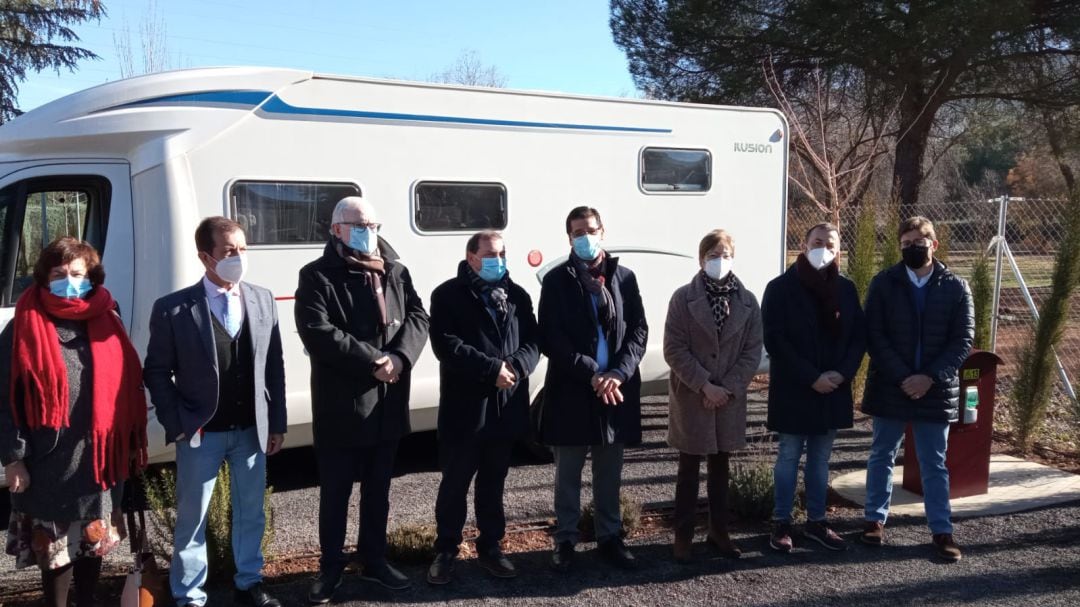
833, 454, 1080, 517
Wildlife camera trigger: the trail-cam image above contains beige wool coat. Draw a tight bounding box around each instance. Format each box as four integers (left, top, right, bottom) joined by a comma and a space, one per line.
664, 273, 763, 455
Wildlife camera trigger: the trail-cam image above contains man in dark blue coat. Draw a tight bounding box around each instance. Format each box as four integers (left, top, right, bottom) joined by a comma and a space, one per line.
539, 206, 648, 572
861, 216, 974, 562
762, 222, 865, 554
425, 231, 540, 585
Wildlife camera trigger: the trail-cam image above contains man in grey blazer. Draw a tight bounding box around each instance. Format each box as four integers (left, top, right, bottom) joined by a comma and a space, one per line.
144, 216, 286, 607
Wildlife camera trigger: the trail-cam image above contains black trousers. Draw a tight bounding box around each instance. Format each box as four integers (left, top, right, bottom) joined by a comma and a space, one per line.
316, 440, 399, 573
433, 438, 515, 556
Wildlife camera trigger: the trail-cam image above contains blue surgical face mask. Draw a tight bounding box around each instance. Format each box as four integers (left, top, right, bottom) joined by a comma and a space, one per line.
49, 276, 92, 299
572, 234, 602, 260
478, 256, 507, 282
348, 225, 378, 255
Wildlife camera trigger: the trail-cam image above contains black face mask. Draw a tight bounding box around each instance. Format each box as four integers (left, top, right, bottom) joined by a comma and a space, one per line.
902, 244, 931, 269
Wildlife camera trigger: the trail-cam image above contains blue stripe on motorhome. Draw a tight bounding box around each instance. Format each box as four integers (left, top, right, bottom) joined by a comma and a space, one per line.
257, 95, 672, 133
111, 90, 274, 110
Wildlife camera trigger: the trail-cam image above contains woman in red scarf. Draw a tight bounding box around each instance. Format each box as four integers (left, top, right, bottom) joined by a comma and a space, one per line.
0, 237, 147, 607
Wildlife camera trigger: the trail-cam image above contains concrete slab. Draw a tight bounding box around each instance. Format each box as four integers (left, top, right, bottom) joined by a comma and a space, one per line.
832, 454, 1080, 517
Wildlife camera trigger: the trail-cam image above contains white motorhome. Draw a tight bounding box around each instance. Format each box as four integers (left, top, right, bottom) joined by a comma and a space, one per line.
0, 67, 788, 486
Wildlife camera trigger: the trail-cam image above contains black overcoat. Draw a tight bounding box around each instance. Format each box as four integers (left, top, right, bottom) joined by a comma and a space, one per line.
762, 264, 866, 435
863, 261, 974, 423
537, 256, 648, 446
429, 261, 540, 442
295, 239, 430, 448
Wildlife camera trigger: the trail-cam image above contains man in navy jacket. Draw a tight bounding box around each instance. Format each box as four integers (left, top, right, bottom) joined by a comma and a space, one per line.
762, 222, 865, 554
539, 206, 648, 572
861, 216, 974, 562
426, 231, 539, 585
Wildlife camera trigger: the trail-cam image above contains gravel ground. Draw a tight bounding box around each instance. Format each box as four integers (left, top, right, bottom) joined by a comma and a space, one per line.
2, 392, 1079, 605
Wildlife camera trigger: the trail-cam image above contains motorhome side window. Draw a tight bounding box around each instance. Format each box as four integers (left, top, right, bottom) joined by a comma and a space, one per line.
0, 177, 110, 306
414, 182, 507, 232
231, 181, 361, 245
641, 147, 711, 192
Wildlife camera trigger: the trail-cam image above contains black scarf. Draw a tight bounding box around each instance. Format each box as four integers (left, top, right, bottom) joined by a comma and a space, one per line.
465, 264, 511, 324
702, 270, 740, 331
795, 253, 842, 337
570, 250, 616, 333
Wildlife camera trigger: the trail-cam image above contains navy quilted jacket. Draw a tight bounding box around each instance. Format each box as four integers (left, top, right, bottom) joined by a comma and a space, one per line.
863, 261, 974, 422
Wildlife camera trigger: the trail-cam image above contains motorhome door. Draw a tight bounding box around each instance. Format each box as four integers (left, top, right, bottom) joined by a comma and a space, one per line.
0, 162, 134, 332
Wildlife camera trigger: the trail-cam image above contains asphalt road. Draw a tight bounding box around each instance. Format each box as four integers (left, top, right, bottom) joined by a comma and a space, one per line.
2, 393, 1079, 606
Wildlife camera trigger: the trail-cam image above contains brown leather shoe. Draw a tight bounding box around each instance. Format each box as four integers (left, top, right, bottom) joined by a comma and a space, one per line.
707, 531, 743, 559
932, 533, 962, 562
673, 535, 693, 563
861, 521, 885, 546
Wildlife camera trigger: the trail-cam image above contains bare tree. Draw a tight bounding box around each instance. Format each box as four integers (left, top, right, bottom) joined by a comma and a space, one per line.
763, 58, 897, 225
429, 49, 507, 88
113, 0, 172, 78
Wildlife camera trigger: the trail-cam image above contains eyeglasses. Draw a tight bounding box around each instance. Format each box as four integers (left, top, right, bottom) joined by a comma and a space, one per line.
342, 222, 382, 231
570, 227, 602, 238
900, 238, 933, 249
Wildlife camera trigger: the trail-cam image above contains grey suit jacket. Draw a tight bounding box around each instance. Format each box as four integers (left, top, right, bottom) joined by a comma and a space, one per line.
143, 280, 286, 451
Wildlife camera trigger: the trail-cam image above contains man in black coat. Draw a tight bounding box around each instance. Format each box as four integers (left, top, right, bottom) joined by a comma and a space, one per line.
762, 222, 865, 554
295, 197, 430, 603
861, 216, 974, 562
425, 231, 540, 585
539, 206, 648, 572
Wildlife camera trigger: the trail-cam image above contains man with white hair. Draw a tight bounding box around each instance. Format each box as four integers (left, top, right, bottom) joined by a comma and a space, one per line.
295, 197, 430, 603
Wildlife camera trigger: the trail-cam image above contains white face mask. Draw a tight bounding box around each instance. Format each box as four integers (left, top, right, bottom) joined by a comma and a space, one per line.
213, 253, 247, 284
806, 247, 836, 270
704, 257, 734, 281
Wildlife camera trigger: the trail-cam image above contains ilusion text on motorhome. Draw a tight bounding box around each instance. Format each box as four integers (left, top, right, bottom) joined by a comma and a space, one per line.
734, 142, 773, 154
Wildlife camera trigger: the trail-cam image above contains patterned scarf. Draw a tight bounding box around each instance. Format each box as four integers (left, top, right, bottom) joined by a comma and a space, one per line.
702, 270, 740, 331
569, 250, 616, 333
334, 239, 388, 332
466, 265, 511, 324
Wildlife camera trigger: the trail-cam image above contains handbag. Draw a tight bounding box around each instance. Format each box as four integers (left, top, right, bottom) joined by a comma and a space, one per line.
121, 474, 169, 607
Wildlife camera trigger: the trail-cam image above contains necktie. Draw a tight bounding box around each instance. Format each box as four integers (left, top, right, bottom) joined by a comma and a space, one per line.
223, 291, 242, 337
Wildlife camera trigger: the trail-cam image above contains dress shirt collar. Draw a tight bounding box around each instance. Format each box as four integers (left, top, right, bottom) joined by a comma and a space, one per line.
202, 274, 241, 298
905, 265, 933, 288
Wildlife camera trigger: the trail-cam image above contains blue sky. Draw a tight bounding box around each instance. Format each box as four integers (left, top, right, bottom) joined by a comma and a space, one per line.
16, 0, 639, 112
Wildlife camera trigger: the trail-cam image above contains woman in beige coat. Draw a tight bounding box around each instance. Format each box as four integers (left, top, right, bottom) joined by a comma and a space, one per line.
664, 229, 763, 563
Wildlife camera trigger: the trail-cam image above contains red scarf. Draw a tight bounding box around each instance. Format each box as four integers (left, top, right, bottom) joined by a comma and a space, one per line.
9, 286, 148, 488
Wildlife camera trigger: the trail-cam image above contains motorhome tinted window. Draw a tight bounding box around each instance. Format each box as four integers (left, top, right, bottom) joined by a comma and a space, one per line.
231, 181, 361, 245
415, 182, 507, 232
0, 177, 111, 306
641, 148, 711, 192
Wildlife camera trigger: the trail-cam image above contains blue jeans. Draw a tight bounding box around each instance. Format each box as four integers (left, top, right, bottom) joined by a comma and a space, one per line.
772, 430, 837, 523
864, 417, 953, 534
171, 427, 267, 607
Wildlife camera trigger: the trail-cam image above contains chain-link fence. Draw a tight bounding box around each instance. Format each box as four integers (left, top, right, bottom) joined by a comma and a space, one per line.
786, 196, 1080, 403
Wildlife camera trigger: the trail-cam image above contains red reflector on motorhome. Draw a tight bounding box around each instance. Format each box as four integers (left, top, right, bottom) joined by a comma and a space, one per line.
528, 250, 543, 267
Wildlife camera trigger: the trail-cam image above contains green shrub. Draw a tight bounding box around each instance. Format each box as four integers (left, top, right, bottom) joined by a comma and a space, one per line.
727, 460, 774, 521
579, 493, 642, 539
969, 251, 993, 350
386, 524, 437, 564
1011, 186, 1080, 452
848, 196, 878, 301
144, 463, 275, 581
879, 198, 901, 272
848, 196, 879, 406
935, 223, 951, 263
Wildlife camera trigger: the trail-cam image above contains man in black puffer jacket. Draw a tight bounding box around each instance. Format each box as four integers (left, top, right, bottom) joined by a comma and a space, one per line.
861, 216, 974, 563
